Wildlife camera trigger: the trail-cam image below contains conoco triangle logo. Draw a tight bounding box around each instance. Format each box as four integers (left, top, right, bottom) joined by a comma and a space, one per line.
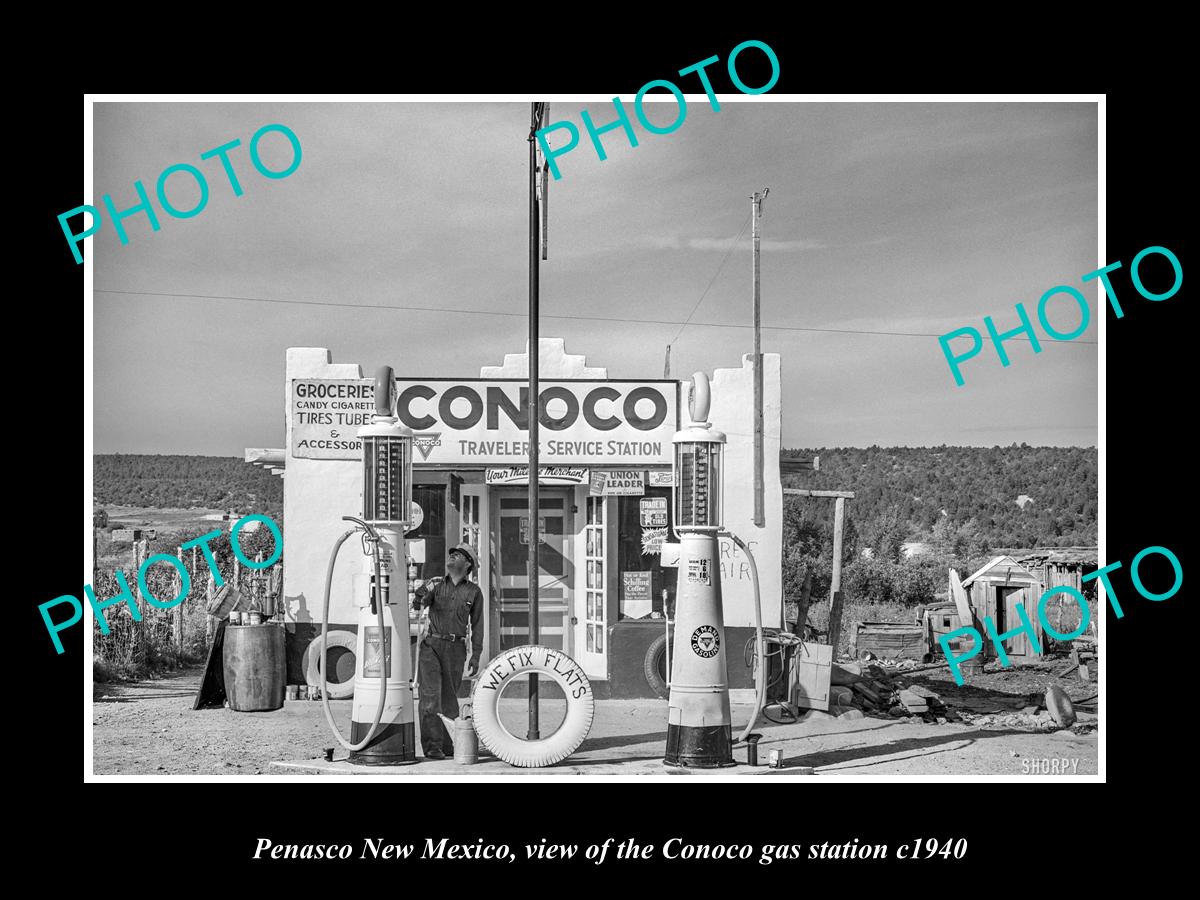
413, 433, 442, 461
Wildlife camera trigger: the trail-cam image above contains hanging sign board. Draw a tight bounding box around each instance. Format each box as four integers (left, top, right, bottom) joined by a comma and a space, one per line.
641, 527, 668, 555
622, 571, 653, 613
519, 517, 547, 544
639, 496, 668, 527
604, 470, 645, 496
589, 471, 607, 496
486, 466, 589, 485
590, 470, 645, 496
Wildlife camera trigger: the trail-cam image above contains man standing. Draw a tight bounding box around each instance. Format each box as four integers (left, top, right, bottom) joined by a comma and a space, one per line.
413, 543, 483, 760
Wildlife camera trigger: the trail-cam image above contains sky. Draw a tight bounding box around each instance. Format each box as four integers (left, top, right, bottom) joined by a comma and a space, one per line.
91, 100, 1098, 455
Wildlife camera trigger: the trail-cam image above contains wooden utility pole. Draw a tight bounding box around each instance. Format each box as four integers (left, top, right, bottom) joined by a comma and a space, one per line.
663, 344, 671, 379
526, 102, 547, 740
751, 189, 769, 528
828, 496, 847, 653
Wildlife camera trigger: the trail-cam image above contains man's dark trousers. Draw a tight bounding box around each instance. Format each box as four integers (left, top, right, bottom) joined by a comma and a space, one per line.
418, 635, 467, 754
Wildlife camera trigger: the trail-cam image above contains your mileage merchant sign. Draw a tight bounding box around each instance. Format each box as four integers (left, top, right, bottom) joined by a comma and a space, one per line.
291, 378, 678, 464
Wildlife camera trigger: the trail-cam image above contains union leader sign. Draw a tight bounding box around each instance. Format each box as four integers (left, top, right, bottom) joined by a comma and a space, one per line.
291, 378, 679, 464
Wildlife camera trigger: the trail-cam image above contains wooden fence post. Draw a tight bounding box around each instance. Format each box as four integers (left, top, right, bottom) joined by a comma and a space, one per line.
792, 569, 814, 637
827, 496, 847, 654
174, 544, 185, 657
828, 590, 845, 657
254, 551, 263, 613
205, 571, 215, 644
133, 538, 148, 664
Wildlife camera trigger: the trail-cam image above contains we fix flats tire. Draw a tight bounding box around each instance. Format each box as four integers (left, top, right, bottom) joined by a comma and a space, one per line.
471, 645, 595, 767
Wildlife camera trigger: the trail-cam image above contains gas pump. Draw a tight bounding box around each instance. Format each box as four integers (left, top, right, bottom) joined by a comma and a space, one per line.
317, 365, 419, 765
665, 372, 737, 768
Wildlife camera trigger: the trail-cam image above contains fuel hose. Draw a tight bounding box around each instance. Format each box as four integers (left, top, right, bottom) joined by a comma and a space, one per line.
318, 521, 388, 752
723, 530, 766, 745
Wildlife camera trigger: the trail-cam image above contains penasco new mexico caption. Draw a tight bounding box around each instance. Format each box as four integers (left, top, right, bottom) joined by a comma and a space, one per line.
43, 514, 282, 654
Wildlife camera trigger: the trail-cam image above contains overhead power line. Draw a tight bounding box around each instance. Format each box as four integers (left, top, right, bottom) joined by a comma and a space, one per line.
92, 289, 1097, 345
670, 211, 753, 345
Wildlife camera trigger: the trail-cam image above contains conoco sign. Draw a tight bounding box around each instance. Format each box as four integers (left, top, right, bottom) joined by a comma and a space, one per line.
291, 378, 679, 464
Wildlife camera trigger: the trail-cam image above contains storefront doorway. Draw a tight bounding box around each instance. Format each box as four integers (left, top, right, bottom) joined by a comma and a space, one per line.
492, 488, 574, 660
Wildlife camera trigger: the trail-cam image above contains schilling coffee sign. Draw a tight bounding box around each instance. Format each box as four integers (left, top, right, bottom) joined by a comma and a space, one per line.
291, 379, 679, 464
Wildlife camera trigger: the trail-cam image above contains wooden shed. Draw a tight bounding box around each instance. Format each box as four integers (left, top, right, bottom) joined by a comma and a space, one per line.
1016, 548, 1098, 646
1016, 548, 1098, 596
960, 556, 1044, 662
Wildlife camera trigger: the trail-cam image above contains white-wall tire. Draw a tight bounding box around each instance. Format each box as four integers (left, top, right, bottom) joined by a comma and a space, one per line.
303, 630, 357, 699
471, 645, 594, 767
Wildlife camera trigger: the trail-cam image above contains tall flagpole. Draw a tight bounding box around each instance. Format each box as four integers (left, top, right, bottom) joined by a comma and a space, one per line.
527, 102, 543, 739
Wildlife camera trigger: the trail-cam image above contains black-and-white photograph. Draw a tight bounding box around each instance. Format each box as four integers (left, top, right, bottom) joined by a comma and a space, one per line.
83, 96, 1100, 779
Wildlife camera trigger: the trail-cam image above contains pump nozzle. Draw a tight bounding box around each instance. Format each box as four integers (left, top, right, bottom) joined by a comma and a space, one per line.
374, 365, 396, 417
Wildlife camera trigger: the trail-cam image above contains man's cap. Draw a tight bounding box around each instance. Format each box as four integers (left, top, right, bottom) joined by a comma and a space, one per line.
448, 543, 478, 571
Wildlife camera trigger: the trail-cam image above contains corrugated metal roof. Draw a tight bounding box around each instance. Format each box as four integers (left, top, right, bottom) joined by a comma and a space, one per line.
1017, 548, 1098, 567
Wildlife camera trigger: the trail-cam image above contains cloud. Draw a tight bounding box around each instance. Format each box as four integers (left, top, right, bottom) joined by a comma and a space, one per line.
639, 235, 825, 252
644, 235, 684, 249
690, 237, 826, 251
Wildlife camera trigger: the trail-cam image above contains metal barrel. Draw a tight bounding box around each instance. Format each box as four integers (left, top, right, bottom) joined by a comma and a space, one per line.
222, 623, 286, 712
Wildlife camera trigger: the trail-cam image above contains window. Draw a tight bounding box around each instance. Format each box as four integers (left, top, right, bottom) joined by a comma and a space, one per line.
616, 486, 677, 620
411, 485, 446, 578
584, 496, 605, 653
460, 492, 482, 583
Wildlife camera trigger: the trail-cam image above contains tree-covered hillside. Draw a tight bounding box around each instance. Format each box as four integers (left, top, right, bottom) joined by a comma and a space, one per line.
93, 454, 283, 518
782, 445, 1096, 549
777, 445, 1096, 619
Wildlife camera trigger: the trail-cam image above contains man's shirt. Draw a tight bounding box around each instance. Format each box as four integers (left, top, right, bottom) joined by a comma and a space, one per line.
417, 575, 484, 657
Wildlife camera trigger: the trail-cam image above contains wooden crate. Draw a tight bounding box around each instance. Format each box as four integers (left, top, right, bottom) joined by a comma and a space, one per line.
788, 641, 833, 711
923, 605, 963, 656
850, 621, 927, 661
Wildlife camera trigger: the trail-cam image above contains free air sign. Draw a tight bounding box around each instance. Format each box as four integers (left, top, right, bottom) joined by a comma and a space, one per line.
291, 378, 678, 464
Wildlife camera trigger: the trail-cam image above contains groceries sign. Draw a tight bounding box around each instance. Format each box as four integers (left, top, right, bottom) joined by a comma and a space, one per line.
291, 378, 678, 464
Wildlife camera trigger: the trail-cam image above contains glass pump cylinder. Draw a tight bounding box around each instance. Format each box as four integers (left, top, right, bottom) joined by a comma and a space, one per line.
674, 441, 722, 530
672, 429, 725, 534
361, 430, 413, 526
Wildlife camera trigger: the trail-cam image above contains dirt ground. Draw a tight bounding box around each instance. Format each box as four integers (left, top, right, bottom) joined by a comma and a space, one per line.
92, 659, 1098, 777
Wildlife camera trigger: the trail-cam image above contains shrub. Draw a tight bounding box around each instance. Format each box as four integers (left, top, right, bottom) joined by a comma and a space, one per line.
842, 556, 941, 608
843, 556, 898, 605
